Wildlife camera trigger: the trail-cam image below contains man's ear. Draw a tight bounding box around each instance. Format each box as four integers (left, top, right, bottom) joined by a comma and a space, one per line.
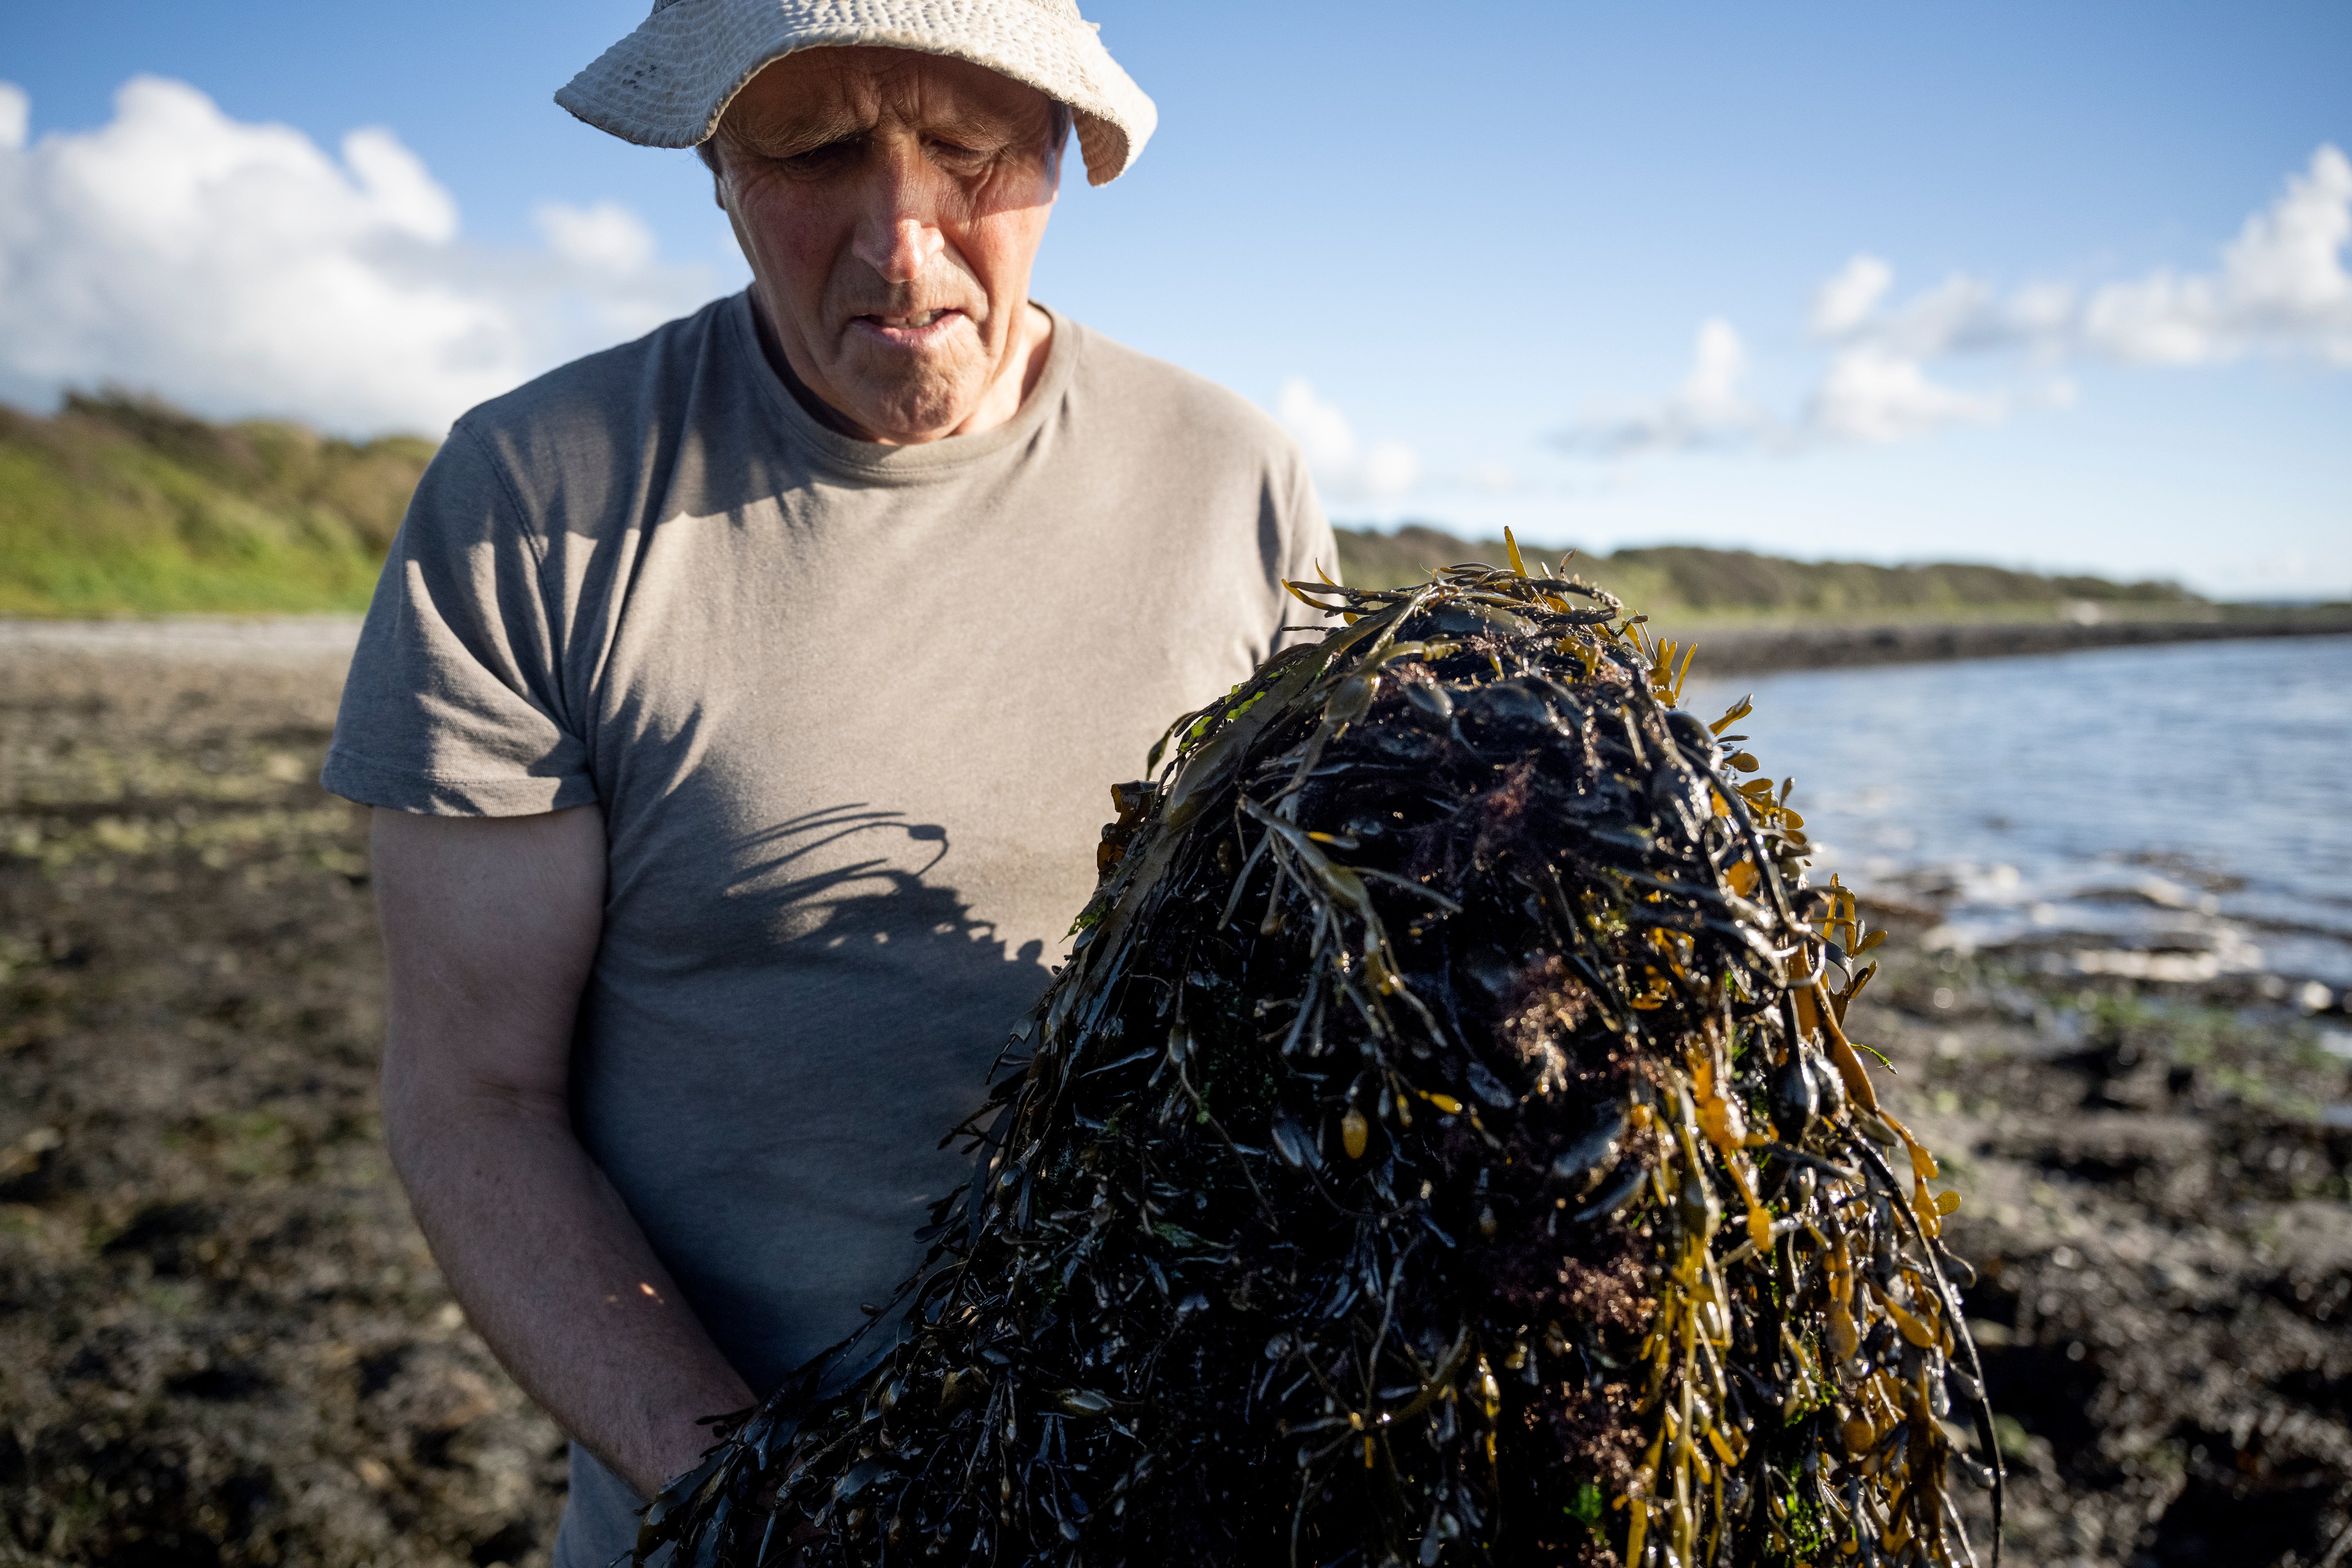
699, 140, 729, 212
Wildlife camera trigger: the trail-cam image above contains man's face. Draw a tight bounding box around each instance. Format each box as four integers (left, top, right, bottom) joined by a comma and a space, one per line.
709, 48, 1063, 444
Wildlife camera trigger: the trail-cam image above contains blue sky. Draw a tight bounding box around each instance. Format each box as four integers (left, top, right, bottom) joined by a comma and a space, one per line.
5, 1, 2348, 596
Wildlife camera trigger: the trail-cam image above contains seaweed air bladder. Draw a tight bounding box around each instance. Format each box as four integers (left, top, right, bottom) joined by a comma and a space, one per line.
641, 531, 2000, 1568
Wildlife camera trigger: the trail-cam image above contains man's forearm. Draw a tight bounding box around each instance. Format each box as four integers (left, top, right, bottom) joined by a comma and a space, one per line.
390, 1086, 755, 1499
370, 805, 746, 1499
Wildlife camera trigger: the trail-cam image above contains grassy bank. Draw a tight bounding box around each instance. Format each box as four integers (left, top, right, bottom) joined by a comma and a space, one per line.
1334, 522, 2202, 622
0, 395, 2218, 621
0, 394, 430, 618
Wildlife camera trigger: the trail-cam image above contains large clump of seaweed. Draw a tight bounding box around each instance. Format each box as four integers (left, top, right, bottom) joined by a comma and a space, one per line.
641, 543, 2001, 1568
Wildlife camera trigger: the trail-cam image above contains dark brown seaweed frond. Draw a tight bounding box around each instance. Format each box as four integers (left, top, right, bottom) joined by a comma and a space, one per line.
638, 541, 1998, 1568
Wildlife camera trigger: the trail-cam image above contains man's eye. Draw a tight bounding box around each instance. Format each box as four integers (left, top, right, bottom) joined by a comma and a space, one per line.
780, 138, 860, 171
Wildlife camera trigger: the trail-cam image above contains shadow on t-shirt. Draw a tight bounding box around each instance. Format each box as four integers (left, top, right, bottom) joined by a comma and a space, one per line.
711, 802, 1056, 1114
571, 802, 1065, 1404
723, 802, 1049, 984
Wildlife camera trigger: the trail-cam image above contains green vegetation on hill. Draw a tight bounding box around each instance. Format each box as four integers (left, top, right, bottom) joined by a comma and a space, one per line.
0, 393, 432, 617
1335, 523, 2199, 621
0, 395, 2202, 622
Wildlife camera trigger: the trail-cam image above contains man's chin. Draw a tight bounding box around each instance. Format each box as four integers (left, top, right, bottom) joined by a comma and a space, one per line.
838, 378, 987, 444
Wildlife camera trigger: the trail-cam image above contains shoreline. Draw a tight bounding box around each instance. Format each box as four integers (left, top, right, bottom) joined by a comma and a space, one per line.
1669, 606, 2352, 676
5, 607, 2350, 678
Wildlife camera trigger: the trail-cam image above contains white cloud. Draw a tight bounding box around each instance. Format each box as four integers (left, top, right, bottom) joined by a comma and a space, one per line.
1813, 264, 2083, 365
1809, 254, 1893, 337
0, 76, 720, 435
1680, 319, 1757, 424
0, 82, 28, 154
1806, 346, 2008, 443
1276, 377, 1419, 500
1815, 147, 2352, 370
1556, 318, 1775, 456
2082, 144, 2352, 365
1562, 144, 2351, 459
537, 199, 657, 276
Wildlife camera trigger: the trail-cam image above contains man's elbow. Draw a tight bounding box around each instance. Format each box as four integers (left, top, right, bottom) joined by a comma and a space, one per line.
380, 1046, 573, 1187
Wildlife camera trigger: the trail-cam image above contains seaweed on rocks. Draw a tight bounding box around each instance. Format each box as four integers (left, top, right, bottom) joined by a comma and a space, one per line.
638, 541, 2000, 1568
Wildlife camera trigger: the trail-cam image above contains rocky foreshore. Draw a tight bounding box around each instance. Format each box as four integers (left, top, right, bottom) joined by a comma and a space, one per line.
4, 635, 2351, 1566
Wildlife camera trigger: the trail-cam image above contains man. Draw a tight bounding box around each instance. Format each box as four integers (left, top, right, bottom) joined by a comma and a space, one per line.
321, 2, 1332, 1562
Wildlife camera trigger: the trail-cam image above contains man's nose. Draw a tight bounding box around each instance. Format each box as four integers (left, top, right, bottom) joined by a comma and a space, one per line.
852, 216, 947, 284
848, 136, 957, 285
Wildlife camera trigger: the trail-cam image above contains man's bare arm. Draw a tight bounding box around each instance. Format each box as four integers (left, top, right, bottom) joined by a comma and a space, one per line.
372, 805, 754, 1498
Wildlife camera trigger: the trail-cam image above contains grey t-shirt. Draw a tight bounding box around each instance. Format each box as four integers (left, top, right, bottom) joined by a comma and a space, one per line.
323, 292, 1331, 1564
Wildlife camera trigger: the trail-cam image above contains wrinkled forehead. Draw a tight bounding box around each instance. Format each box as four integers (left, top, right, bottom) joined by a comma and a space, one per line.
719, 45, 1057, 148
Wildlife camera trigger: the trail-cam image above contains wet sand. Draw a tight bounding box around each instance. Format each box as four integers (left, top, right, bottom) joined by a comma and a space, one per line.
4, 633, 2350, 1566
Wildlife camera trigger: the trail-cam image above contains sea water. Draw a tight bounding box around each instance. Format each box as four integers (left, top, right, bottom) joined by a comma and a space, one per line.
1686, 633, 2352, 996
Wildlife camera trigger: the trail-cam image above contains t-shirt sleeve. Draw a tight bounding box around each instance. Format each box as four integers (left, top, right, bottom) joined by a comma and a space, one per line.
1270, 440, 1339, 645
321, 422, 595, 817
1279, 446, 1339, 590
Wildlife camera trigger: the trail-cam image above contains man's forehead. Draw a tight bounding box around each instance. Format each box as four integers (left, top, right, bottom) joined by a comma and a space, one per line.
724, 46, 1051, 139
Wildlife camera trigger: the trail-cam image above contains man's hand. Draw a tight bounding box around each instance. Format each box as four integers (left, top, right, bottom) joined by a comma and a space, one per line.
373, 806, 754, 1499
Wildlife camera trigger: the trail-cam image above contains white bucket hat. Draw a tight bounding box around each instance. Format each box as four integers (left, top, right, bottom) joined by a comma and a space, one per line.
556, 0, 1157, 187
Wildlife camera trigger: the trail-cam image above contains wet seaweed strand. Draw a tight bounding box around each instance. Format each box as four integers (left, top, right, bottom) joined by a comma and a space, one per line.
638, 536, 2001, 1568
